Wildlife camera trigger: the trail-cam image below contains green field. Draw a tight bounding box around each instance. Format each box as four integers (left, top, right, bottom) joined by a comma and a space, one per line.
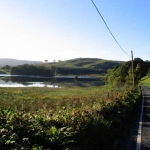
0, 86, 117, 111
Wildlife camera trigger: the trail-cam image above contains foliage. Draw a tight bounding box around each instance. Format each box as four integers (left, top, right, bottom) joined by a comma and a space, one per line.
147, 68, 150, 76
106, 58, 150, 86
1, 65, 11, 70
0, 65, 11, 74
10, 64, 54, 77
53, 67, 104, 75
0, 70, 7, 74
0, 109, 76, 150
0, 86, 141, 149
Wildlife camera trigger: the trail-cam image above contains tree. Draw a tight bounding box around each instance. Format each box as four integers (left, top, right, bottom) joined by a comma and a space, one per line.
44, 60, 48, 63
147, 68, 150, 76
10, 64, 54, 77
135, 62, 142, 83
125, 66, 133, 86
1, 65, 11, 70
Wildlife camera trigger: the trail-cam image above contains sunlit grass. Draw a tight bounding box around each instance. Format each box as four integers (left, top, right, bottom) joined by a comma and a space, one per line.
0, 85, 127, 111
140, 76, 150, 86
0, 87, 98, 111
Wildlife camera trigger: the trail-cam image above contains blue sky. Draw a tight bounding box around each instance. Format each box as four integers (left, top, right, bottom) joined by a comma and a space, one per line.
0, 0, 150, 62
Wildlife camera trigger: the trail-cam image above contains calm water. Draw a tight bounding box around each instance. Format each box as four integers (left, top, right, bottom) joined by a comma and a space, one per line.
0, 74, 104, 88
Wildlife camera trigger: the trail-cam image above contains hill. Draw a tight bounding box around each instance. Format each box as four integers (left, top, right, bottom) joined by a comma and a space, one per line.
10, 58, 125, 76
35, 58, 124, 75
0, 58, 42, 67
37, 58, 124, 71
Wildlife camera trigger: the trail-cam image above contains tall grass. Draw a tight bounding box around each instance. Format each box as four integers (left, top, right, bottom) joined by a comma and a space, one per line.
0, 86, 130, 111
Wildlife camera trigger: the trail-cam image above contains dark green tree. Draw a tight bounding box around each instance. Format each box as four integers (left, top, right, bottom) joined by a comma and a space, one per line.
135, 62, 142, 83
125, 66, 133, 86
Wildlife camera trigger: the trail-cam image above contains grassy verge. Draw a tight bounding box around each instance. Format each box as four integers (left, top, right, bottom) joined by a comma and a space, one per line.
0, 86, 141, 149
139, 76, 150, 86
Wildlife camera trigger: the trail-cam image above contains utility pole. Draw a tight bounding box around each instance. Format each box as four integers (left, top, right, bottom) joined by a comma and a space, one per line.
131, 50, 134, 87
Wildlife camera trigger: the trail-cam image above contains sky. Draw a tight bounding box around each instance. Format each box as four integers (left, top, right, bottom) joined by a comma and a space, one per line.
0, 0, 150, 62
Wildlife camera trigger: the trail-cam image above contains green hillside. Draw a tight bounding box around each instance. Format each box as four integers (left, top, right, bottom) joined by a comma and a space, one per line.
37, 58, 124, 72
10, 58, 124, 76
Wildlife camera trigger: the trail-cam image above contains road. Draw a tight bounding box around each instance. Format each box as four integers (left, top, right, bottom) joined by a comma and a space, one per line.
123, 85, 150, 150
140, 85, 150, 150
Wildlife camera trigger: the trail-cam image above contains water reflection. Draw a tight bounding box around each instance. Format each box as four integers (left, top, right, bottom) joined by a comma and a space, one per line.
0, 74, 104, 88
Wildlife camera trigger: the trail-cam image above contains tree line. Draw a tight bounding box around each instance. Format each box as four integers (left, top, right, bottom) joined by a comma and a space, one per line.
10, 64, 54, 77
10, 64, 106, 76
51, 66, 106, 75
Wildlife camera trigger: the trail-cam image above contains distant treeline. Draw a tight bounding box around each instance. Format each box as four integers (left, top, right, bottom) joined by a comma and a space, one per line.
10, 64, 54, 77
53, 67, 106, 75
10, 64, 106, 76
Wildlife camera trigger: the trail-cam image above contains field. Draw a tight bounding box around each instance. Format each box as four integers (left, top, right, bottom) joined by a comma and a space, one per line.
0, 85, 141, 149
0, 86, 108, 111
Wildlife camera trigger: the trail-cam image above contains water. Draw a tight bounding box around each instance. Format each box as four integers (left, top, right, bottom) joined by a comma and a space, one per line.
0, 74, 104, 88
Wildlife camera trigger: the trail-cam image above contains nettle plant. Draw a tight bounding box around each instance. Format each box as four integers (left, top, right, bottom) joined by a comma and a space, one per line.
0, 109, 77, 150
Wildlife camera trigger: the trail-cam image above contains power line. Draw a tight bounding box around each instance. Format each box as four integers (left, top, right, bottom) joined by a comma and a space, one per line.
91, 0, 130, 58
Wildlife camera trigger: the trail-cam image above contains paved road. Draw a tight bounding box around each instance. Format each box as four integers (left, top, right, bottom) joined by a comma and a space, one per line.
124, 85, 150, 150
140, 85, 150, 150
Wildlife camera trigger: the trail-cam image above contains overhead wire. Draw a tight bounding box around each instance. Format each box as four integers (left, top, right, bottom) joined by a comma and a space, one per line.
91, 0, 130, 58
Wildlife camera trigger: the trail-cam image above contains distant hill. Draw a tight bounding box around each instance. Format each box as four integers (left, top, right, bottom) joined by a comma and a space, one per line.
0, 58, 42, 67
9, 58, 125, 76
36, 58, 124, 73
37, 58, 124, 69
